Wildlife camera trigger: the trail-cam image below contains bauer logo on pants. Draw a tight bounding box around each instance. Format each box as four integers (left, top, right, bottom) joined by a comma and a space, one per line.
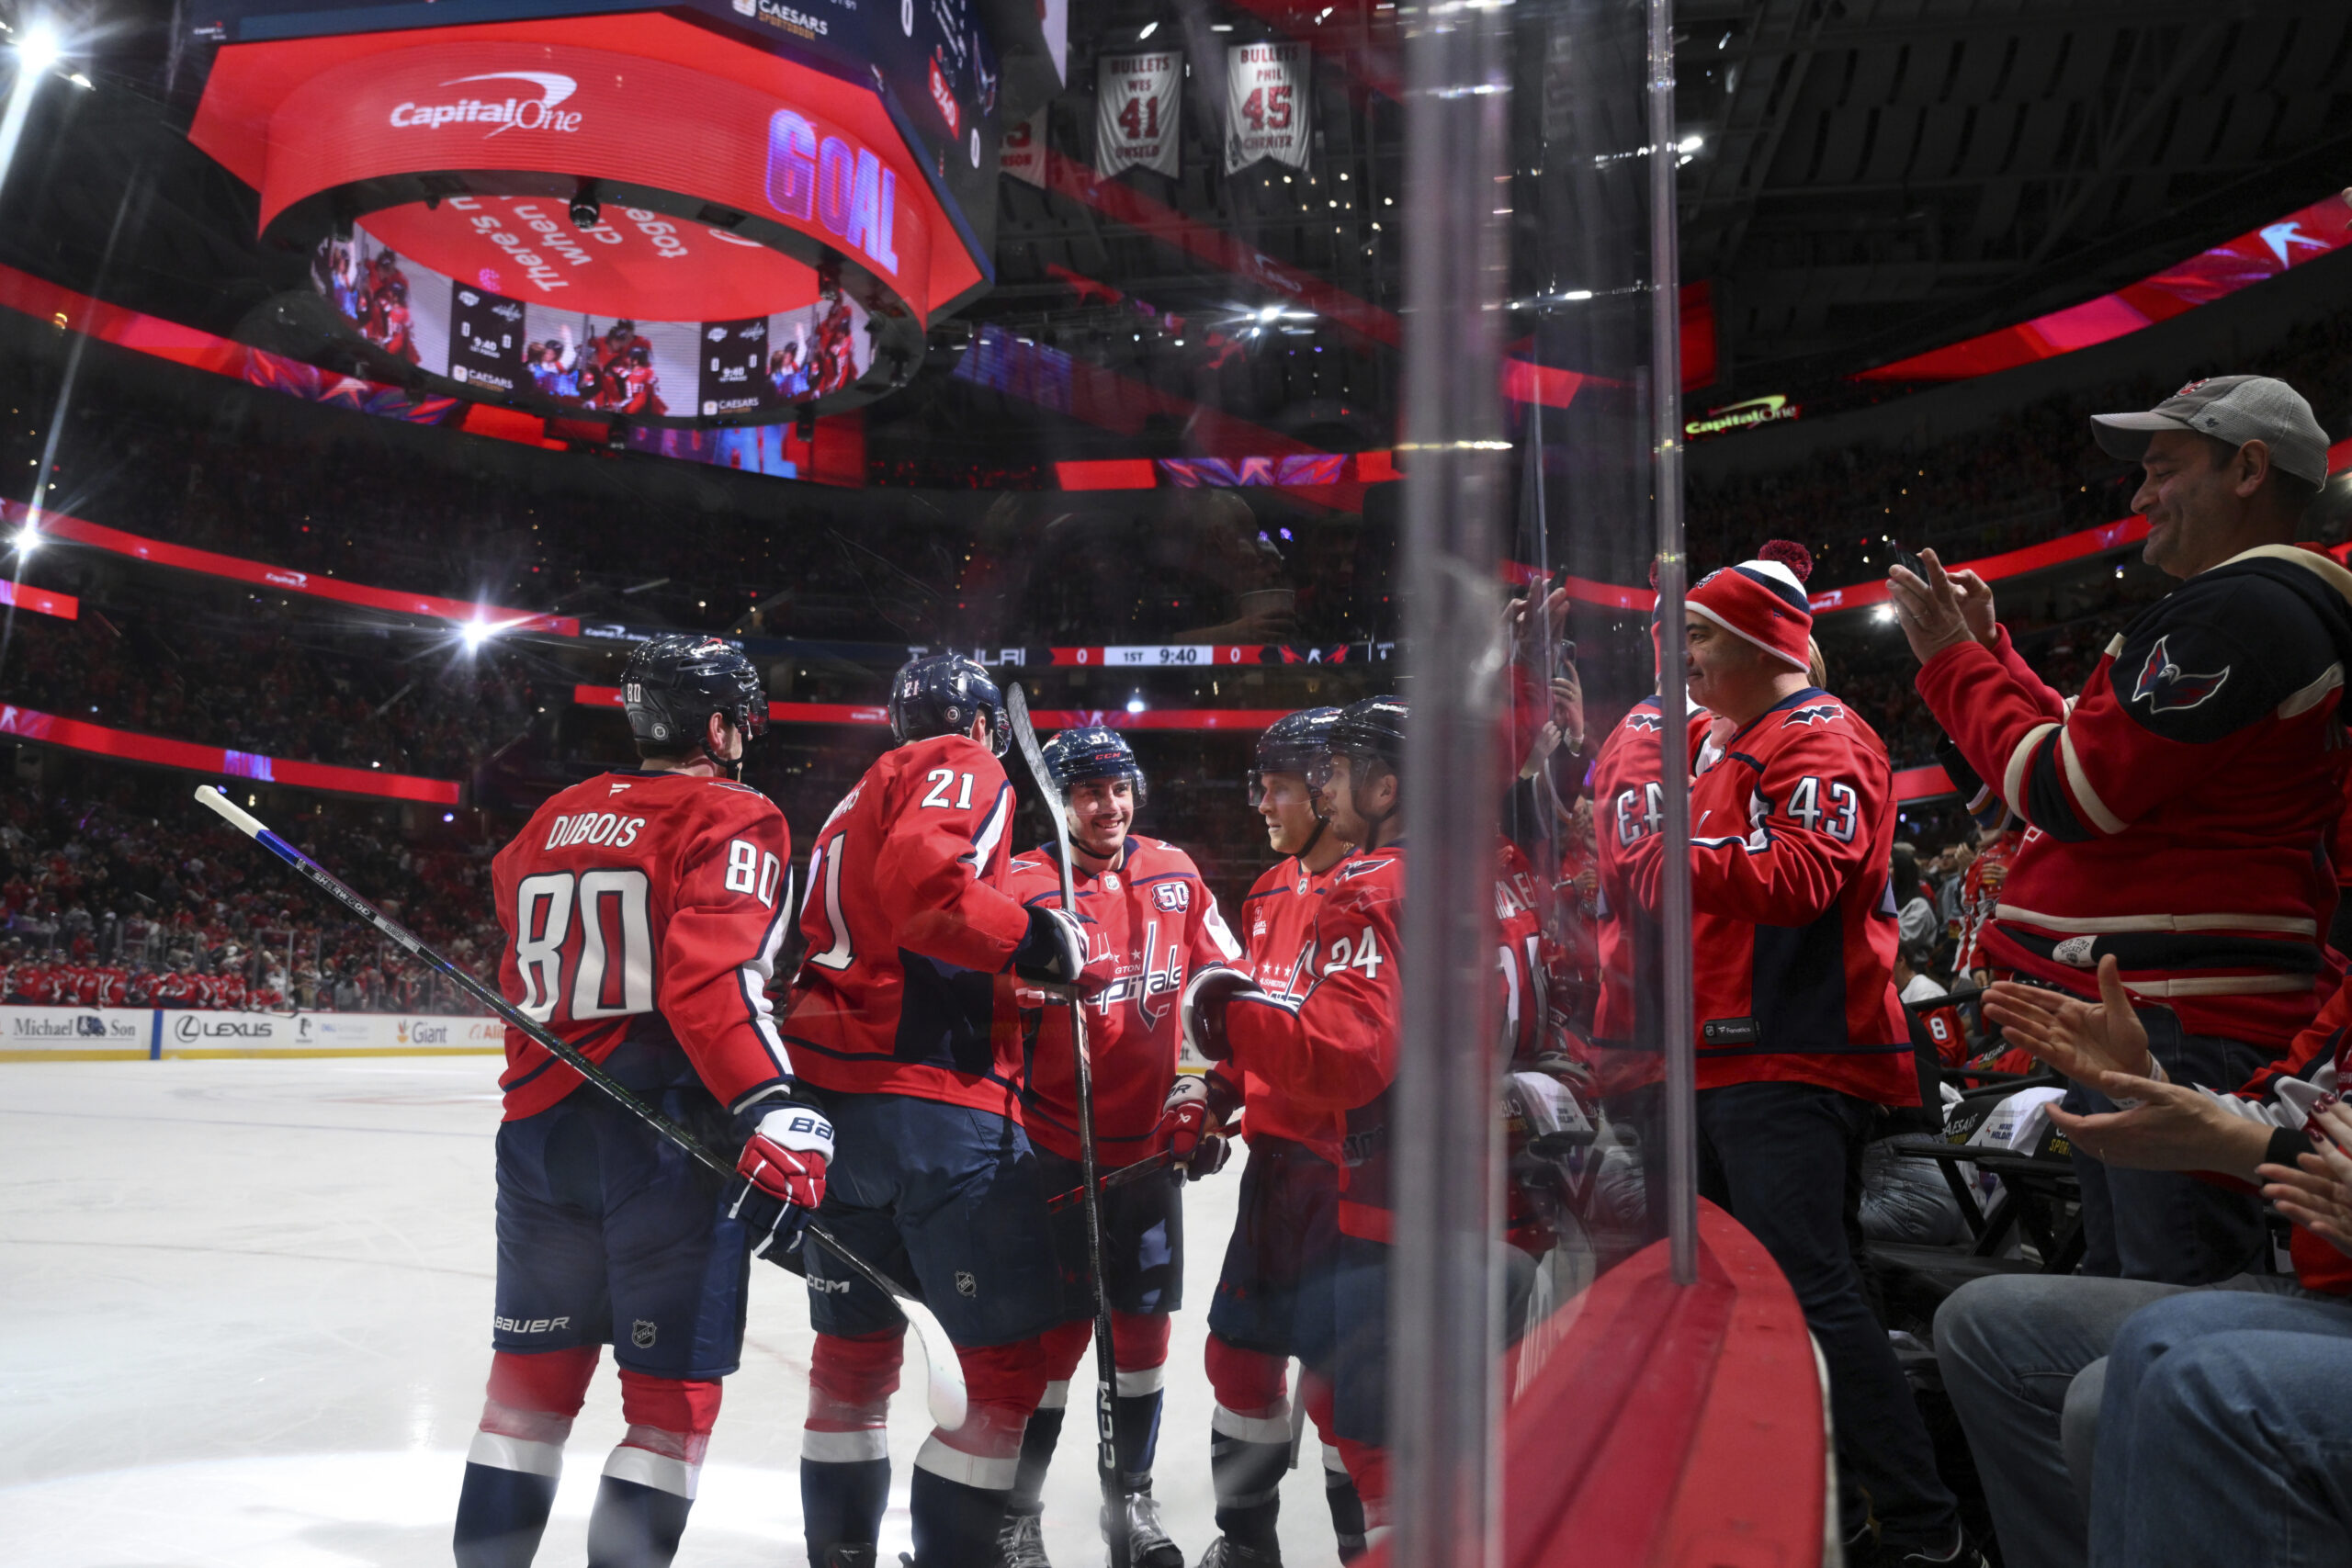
631, 1318, 658, 1348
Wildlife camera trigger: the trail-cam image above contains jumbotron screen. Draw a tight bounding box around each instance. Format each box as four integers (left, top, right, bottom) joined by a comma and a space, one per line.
185, 3, 1032, 420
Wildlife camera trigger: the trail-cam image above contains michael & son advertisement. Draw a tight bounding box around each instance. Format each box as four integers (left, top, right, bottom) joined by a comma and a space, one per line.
0, 1007, 505, 1061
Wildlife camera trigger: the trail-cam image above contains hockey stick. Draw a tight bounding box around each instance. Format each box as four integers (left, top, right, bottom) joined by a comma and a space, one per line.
1043, 1149, 1175, 1214
1003, 685, 1132, 1568
190, 784, 968, 1430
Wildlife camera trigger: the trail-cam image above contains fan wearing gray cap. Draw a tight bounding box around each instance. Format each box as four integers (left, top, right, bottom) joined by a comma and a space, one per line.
1883, 376, 2352, 1568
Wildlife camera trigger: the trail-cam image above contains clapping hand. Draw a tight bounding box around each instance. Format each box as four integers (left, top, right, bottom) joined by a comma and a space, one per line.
1982, 955, 2156, 1088
2260, 1101, 2352, 1258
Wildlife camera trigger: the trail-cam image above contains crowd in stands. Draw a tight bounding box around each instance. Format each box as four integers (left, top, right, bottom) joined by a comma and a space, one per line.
0, 790, 502, 1014
5, 578, 546, 779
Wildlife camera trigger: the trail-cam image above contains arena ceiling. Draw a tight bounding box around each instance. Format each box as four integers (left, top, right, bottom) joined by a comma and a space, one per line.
8, 0, 2352, 419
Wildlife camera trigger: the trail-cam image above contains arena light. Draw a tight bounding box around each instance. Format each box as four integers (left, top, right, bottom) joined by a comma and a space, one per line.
1125, 694, 1147, 714
1874, 604, 1898, 625
10, 522, 36, 554
15, 20, 60, 76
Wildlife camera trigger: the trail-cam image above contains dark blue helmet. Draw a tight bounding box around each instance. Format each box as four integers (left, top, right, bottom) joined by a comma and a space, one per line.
1330, 695, 1407, 767
1250, 706, 1340, 808
1043, 727, 1145, 807
888, 653, 1008, 755
621, 635, 768, 764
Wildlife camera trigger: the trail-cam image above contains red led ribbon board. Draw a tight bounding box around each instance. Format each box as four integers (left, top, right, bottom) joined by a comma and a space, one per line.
188, 13, 972, 326
0, 704, 461, 806
575, 687, 1287, 730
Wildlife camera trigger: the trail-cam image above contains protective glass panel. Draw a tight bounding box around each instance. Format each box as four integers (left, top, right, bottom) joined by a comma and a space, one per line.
0, 4, 1708, 1564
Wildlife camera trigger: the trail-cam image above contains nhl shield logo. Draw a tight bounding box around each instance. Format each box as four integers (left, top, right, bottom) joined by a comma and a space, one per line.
631, 1319, 658, 1348
956, 1270, 978, 1298
1153, 881, 1190, 912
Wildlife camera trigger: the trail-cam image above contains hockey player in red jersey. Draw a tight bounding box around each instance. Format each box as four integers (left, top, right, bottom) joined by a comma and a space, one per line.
1185, 696, 1410, 1546
1623, 545, 1973, 1566
454, 635, 824, 1568
996, 727, 1241, 1568
1180, 706, 1370, 1568
781, 654, 1103, 1568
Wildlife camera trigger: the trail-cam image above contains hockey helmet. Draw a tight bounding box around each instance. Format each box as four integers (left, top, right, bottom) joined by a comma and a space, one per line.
621, 635, 768, 763
1250, 705, 1341, 808
1329, 695, 1408, 768
1043, 727, 1146, 808
888, 653, 1009, 755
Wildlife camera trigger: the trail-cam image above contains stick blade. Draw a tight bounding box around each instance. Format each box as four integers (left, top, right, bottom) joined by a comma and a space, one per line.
901, 1296, 969, 1429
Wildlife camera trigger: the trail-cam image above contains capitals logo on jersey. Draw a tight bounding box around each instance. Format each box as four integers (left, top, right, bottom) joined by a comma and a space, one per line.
2130, 635, 2231, 714
1784, 703, 1843, 727
1624, 712, 1665, 734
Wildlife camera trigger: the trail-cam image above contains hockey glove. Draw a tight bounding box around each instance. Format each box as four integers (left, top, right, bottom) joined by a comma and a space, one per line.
1181, 965, 1264, 1064
1161, 1074, 1231, 1179
730, 1100, 834, 1261
1011, 905, 1111, 997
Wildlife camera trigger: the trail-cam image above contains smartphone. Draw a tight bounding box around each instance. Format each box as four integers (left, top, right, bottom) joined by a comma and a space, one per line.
1891, 545, 1929, 582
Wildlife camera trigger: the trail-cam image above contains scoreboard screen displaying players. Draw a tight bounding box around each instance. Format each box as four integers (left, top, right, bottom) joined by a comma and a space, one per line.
180, 2, 1038, 420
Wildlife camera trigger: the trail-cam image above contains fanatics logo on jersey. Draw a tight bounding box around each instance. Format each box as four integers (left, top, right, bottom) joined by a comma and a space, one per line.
631, 1319, 658, 1348
1153, 881, 1191, 911
1783, 704, 1842, 727
2130, 636, 2231, 713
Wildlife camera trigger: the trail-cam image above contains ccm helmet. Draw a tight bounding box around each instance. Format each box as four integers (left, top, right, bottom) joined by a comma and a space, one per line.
888, 653, 1009, 755
1043, 727, 1146, 807
621, 635, 768, 775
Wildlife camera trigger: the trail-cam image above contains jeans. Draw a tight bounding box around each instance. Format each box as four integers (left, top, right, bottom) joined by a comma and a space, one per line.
2066, 1009, 2273, 1284
1696, 1079, 1959, 1548
1933, 1271, 2307, 1568
2091, 1289, 2352, 1568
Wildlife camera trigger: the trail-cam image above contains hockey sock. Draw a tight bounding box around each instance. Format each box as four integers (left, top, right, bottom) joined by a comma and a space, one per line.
1323, 1444, 1369, 1561
804, 1329, 905, 1560
583, 1370, 719, 1568
1008, 1382, 1068, 1516
1111, 1311, 1171, 1489
1204, 1337, 1292, 1552
455, 1346, 597, 1568
910, 1337, 1048, 1565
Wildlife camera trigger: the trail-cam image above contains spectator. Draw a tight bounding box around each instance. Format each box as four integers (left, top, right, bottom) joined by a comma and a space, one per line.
1892, 847, 1939, 951
1938, 957, 2352, 1568
1892, 375, 2346, 1286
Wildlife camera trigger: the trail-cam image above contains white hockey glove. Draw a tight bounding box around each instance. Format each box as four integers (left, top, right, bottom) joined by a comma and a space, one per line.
1161, 1075, 1232, 1179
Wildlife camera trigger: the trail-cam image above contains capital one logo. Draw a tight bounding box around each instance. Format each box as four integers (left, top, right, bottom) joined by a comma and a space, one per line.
389, 73, 583, 137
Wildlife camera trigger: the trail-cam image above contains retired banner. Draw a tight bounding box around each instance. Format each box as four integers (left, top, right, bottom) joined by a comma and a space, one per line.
1097, 51, 1182, 177
1001, 111, 1047, 187
1224, 42, 1309, 173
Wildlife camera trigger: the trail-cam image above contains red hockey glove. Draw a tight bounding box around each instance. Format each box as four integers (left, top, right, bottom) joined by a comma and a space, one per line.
1181, 965, 1263, 1064
1161, 1075, 1231, 1179
730, 1100, 834, 1260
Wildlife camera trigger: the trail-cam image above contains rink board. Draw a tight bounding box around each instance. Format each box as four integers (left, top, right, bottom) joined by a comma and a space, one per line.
0, 1006, 503, 1061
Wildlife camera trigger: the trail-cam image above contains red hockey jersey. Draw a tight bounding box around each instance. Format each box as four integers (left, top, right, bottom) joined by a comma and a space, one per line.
1216, 854, 1350, 1164
1005, 835, 1242, 1164
1919, 546, 2352, 1052
1588, 696, 1710, 1094
1496, 842, 1546, 1063
1227, 846, 1408, 1242
1625, 688, 1917, 1105
492, 769, 796, 1122
781, 733, 1031, 1116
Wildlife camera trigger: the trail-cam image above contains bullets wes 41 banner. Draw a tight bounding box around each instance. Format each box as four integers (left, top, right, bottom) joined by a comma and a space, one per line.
1097, 51, 1182, 177
1224, 41, 1309, 174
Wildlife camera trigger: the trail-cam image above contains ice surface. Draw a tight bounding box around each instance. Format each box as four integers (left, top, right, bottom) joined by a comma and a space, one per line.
0, 1059, 1346, 1566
